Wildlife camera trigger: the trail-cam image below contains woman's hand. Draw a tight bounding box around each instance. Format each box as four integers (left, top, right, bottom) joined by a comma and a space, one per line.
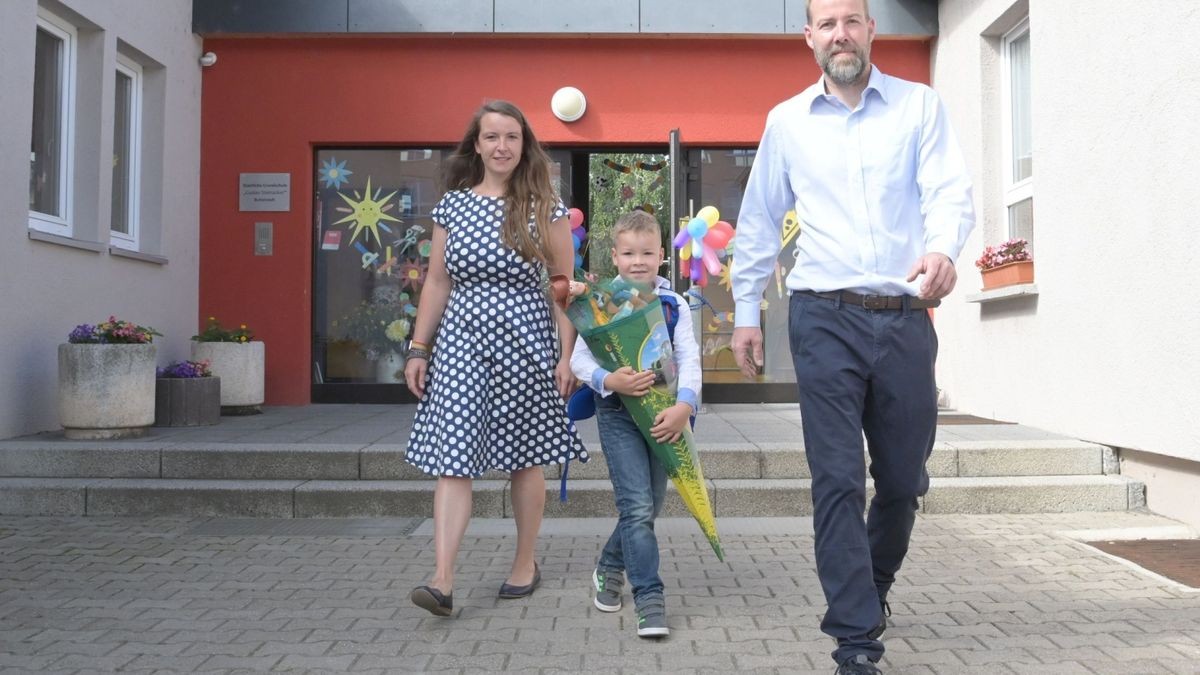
405, 357, 428, 398
555, 357, 577, 399
650, 402, 692, 444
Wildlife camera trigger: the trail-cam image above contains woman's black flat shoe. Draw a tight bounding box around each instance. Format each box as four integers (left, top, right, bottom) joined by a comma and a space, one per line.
498, 563, 541, 599
411, 585, 453, 616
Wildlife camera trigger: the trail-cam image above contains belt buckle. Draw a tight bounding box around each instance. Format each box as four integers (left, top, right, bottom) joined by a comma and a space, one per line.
862, 295, 888, 310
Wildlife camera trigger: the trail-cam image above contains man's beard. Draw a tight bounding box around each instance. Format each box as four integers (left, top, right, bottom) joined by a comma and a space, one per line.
818, 44, 869, 85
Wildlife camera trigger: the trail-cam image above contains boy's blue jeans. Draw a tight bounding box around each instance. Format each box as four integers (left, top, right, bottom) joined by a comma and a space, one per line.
594, 392, 667, 608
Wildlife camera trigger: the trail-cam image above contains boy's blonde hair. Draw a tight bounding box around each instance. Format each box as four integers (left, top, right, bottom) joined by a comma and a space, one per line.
612, 209, 660, 239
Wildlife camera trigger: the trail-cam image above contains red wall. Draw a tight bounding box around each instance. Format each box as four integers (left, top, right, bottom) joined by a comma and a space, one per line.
200, 36, 930, 404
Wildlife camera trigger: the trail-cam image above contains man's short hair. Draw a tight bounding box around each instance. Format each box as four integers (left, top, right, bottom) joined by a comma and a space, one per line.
612, 209, 660, 239
806, 0, 871, 24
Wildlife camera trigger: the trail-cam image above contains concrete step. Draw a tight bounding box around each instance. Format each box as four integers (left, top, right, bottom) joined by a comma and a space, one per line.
0, 439, 1115, 480
0, 474, 1144, 518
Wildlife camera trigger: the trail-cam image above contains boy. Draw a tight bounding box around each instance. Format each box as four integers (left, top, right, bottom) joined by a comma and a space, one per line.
570, 209, 702, 638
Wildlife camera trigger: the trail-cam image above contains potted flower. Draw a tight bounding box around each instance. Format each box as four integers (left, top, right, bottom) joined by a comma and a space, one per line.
59, 317, 160, 439
334, 291, 414, 384
155, 360, 220, 427
975, 237, 1034, 290
191, 317, 264, 414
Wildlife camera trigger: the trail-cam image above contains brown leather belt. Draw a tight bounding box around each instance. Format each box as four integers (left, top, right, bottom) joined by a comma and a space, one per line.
800, 290, 940, 310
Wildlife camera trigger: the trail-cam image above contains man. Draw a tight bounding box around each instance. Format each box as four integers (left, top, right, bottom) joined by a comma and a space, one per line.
730, 0, 975, 673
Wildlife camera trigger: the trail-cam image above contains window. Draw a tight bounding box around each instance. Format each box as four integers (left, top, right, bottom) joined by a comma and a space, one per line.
1001, 19, 1033, 246
29, 8, 77, 235
111, 54, 142, 249
312, 148, 448, 400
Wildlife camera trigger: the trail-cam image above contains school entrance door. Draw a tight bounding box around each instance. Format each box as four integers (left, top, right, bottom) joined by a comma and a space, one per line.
309, 143, 798, 404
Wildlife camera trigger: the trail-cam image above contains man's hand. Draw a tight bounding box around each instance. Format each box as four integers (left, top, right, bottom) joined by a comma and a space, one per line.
604, 367, 657, 397
731, 326, 764, 380
650, 402, 692, 444
906, 253, 957, 300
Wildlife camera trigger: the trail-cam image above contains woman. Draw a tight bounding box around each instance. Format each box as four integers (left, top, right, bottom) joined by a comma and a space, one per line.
405, 100, 585, 617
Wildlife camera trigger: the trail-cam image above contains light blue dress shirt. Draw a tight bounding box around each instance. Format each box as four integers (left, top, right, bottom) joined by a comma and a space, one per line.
570, 276, 701, 414
732, 66, 976, 328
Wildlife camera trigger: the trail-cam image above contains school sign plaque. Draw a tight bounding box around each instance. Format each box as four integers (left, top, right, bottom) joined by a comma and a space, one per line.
239, 173, 290, 211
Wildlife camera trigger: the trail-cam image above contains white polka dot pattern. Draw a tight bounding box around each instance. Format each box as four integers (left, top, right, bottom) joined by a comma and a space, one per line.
405, 190, 587, 477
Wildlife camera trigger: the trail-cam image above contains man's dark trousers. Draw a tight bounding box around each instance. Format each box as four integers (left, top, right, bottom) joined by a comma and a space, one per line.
788, 291, 939, 664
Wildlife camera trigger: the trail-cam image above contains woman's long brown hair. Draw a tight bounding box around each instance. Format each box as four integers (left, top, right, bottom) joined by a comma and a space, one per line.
444, 100, 558, 266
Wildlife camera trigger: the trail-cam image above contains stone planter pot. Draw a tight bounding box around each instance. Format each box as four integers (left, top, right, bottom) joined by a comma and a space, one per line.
155, 377, 221, 427
191, 341, 265, 414
58, 343, 156, 439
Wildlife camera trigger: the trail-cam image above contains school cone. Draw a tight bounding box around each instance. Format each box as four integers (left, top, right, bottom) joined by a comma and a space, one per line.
567, 290, 724, 560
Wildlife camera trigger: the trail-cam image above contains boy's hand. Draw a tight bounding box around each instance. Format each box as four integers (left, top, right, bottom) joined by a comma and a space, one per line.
604, 367, 656, 397
650, 402, 692, 444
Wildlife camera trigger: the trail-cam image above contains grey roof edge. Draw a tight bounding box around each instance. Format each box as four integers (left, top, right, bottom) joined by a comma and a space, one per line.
194, 0, 936, 38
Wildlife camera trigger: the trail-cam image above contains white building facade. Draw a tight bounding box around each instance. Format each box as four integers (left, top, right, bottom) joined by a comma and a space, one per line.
932, 0, 1200, 530
0, 0, 202, 439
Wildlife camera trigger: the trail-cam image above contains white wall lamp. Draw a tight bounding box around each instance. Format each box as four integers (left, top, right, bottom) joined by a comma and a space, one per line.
551, 86, 586, 122
199, 51, 217, 67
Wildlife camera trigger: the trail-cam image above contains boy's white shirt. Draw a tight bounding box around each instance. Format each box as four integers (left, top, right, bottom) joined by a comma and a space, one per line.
569, 275, 702, 412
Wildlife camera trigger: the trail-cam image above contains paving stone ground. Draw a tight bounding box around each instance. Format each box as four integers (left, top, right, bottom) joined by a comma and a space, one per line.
1, 512, 1197, 674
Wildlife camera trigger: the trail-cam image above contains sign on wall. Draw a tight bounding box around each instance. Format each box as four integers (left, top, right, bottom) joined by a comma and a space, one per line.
239, 173, 290, 211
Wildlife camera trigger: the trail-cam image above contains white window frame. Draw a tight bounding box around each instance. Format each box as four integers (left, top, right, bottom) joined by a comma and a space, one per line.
110, 53, 143, 250
1000, 18, 1032, 240
29, 7, 77, 236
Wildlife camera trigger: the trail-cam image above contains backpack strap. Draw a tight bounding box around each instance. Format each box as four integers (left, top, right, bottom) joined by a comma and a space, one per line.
659, 293, 696, 429
660, 293, 680, 341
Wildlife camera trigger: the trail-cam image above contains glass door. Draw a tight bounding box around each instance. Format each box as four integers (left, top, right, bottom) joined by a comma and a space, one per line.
311, 147, 446, 403
683, 147, 799, 403
581, 151, 671, 280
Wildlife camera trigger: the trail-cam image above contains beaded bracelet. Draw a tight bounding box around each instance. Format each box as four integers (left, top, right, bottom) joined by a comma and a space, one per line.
407, 347, 431, 361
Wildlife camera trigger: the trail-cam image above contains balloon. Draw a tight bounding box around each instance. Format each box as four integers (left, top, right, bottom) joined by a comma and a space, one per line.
673, 229, 691, 249
672, 204, 736, 288
704, 227, 731, 249
575, 253, 583, 268
572, 225, 586, 240
572, 233, 582, 249
568, 208, 585, 228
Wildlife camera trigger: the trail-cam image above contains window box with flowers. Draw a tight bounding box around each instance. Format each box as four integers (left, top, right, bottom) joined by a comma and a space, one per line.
975, 238, 1034, 290
59, 317, 160, 439
190, 317, 264, 414
155, 360, 220, 427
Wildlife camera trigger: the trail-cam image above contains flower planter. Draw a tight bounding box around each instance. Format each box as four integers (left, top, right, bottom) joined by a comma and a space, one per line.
58, 343, 156, 439
155, 377, 221, 427
980, 260, 1035, 290
191, 341, 265, 414
375, 349, 406, 384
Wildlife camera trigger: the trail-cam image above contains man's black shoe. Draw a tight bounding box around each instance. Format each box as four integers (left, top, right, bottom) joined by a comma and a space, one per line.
835, 654, 882, 674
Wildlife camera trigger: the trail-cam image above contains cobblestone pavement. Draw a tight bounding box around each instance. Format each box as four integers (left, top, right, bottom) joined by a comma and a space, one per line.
1, 512, 1197, 674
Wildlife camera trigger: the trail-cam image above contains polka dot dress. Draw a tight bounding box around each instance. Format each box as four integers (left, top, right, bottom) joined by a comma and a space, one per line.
405, 189, 587, 477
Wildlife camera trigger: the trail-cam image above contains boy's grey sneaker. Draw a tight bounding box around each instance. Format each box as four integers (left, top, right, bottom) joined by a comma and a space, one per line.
592, 568, 623, 612
636, 599, 669, 638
